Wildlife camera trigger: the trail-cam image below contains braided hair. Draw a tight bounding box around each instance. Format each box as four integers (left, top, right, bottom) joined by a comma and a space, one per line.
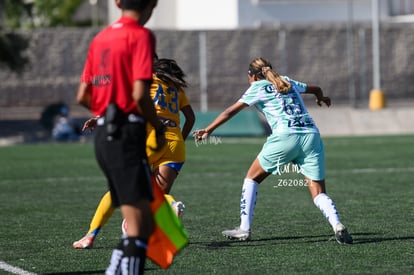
153, 58, 188, 90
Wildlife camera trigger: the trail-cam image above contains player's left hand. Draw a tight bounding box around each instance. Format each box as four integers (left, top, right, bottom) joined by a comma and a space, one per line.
316, 96, 331, 107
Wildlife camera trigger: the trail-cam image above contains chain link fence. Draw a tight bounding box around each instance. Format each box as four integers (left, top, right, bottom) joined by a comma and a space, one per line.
1, 23, 414, 119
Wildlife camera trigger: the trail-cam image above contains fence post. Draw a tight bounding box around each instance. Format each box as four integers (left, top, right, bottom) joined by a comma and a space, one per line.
347, 0, 357, 108
369, 0, 386, 110
199, 31, 208, 112
358, 28, 368, 107
278, 29, 287, 74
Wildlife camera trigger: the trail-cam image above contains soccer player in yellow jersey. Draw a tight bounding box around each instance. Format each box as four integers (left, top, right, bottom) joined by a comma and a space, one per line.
73, 58, 195, 249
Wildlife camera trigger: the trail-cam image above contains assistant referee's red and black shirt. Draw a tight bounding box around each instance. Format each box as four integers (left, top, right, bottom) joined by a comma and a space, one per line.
80, 16, 155, 116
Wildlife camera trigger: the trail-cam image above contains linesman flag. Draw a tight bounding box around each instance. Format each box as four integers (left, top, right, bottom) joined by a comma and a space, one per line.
147, 177, 189, 269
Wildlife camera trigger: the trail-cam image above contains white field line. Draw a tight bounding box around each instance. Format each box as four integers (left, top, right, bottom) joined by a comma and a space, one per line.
0, 261, 37, 275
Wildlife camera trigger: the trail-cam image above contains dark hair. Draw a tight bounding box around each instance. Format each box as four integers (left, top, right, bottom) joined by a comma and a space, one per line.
121, 0, 152, 11
154, 58, 188, 90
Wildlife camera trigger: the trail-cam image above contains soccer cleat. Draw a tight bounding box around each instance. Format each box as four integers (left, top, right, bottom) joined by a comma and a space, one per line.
73, 235, 94, 249
334, 223, 353, 244
222, 227, 251, 241
172, 201, 185, 219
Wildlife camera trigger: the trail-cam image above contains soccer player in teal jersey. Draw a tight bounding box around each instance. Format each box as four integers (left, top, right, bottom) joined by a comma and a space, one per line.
193, 57, 353, 244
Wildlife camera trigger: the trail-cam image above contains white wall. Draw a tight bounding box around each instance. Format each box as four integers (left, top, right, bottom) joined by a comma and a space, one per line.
174, 0, 238, 30
108, 0, 120, 24
148, 0, 239, 30
108, 0, 238, 29
108, 0, 392, 30
238, 0, 376, 27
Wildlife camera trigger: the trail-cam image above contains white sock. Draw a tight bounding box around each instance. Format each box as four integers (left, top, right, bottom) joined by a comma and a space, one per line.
313, 193, 341, 231
239, 178, 258, 231
105, 249, 123, 275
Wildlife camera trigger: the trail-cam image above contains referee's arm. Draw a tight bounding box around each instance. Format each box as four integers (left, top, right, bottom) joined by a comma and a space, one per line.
133, 80, 163, 131
77, 82, 92, 109
133, 79, 166, 150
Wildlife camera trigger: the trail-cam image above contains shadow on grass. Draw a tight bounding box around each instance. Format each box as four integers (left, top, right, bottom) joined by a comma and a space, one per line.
190, 232, 414, 248
190, 233, 334, 249
350, 232, 414, 244
43, 271, 106, 275
43, 267, 158, 275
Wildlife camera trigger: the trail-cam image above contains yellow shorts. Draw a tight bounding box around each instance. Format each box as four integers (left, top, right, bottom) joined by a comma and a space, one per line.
147, 138, 186, 172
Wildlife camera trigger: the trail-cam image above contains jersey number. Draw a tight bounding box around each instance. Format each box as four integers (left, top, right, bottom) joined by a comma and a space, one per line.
153, 84, 179, 114
281, 94, 313, 128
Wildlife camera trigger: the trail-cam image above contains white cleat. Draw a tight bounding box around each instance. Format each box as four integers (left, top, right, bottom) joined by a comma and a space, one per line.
73, 235, 94, 249
222, 227, 251, 241
172, 201, 185, 219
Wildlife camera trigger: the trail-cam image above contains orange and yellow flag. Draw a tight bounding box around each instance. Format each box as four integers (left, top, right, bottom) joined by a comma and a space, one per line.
147, 178, 189, 269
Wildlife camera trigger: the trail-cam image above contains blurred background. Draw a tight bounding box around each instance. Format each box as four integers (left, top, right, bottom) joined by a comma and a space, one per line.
1, 0, 414, 143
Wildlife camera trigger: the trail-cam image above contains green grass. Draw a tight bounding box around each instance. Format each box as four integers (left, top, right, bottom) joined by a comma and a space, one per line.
0, 135, 413, 274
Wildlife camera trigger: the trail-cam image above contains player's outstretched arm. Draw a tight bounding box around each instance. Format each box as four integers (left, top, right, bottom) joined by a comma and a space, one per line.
193, 101, 247, 140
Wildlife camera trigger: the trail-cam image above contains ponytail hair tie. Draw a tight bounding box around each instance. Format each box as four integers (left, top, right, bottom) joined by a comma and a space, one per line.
261, 66, 271, 75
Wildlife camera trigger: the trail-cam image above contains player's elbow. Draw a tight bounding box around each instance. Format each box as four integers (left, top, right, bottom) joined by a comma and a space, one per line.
182, 106, 196, 127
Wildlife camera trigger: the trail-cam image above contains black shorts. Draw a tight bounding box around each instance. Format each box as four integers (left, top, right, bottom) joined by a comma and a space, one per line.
94, 121, 153, 207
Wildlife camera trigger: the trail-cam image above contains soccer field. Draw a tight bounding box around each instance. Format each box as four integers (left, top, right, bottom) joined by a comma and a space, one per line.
0, 135, 413, 274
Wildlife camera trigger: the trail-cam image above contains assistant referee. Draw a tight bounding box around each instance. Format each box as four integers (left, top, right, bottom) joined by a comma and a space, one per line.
76, 0, 164, 274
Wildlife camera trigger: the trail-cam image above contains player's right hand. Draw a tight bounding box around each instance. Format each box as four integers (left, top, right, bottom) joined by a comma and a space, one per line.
192, 129, 209, 141
150, 125, 166, 151
152, 133, 165, 151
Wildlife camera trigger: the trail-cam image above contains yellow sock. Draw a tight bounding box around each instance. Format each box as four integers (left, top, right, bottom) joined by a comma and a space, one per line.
87, 191, 115, 236
164, 194, 176, 206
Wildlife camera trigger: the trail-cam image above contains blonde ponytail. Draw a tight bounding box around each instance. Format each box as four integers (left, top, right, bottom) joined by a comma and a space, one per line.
249, 57, 291, 93
266, 70, 291, 93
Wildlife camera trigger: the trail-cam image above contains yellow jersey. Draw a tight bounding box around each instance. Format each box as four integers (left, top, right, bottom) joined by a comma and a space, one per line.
146, 75, 190, 142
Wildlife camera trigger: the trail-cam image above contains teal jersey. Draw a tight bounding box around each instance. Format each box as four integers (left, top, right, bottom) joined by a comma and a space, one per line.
238, 77, 319, 134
